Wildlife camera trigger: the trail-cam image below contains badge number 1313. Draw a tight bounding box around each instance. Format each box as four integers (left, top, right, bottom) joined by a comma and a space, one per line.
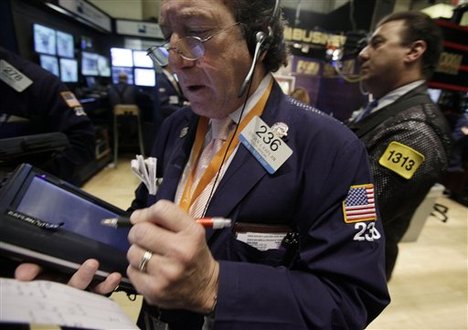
379, 141, 425, 179
240, 116, 292, 174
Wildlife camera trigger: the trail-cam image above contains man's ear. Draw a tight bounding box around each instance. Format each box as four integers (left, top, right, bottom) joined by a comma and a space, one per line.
405, 40, 426, 63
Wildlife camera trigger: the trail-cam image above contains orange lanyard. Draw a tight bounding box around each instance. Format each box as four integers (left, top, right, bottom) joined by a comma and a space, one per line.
179, 80, 273, 212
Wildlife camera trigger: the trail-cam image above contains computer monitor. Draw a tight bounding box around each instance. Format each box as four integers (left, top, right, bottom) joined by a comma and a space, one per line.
81, 51, 99, 76
85, 76, 96, 89
60, 58, 78, 83
97, 55, 111, 77
33, 24, 56, 55
111, 67, 134, 85
133, 50, 153, 68
56, 30, 74, 58
39, 54, 59, 77
80, 35, 93, 50
134, 68, 156, 87
110, 48, 133, 67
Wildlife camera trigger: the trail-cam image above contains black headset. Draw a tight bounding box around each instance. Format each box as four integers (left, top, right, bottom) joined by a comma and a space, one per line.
238, 0, 281, 97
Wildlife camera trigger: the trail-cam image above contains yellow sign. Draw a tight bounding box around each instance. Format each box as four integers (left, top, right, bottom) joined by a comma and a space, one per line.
436, 51, 463, 75
283, 27, 346, 48
295, 60, 320, 75
378, 141, 425, 179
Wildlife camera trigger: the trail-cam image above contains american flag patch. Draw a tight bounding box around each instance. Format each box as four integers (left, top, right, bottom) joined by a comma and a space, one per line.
342, 184, 377, 223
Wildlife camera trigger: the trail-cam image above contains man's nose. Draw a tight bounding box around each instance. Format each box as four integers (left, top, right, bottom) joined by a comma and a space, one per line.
170, 53, 197, 69
358, 45, 370, 62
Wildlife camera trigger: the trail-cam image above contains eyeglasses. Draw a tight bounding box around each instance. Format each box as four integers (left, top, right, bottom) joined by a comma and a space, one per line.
147, 23, 240, 67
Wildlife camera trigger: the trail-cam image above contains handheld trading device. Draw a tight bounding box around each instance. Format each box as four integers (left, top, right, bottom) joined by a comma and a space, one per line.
0, 163, 134, 293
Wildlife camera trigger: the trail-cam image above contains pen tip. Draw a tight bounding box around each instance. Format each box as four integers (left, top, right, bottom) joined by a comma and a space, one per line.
101, 218, 117, 227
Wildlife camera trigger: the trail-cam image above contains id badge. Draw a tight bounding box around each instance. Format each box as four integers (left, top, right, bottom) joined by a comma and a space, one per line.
378, 141, 425, 179
239, 116, 292, 174
0, 60, 33, 92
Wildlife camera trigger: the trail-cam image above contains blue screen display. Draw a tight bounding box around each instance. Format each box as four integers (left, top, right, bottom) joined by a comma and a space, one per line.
16, 177, 129, 252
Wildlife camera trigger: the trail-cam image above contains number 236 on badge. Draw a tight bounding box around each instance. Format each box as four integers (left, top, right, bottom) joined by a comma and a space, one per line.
379, 141, 425, 179
240, 116, 292, 174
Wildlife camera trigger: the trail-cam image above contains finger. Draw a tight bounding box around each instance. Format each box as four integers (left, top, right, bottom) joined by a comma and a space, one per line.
131, 200, 196, 232
127, 244, 158, 273
67, 259, 99, 289
92, 272, 122, 295
126, 263, 165, 306
126, 264, 153, 292
127, 245, 180, 278
127, 222, 175, 255
15, 263, 43, 281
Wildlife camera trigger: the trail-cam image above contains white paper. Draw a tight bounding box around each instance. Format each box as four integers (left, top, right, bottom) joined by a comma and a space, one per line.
0, 278, 139, 329
131, 155, 158, 195
235, 232, 287, 251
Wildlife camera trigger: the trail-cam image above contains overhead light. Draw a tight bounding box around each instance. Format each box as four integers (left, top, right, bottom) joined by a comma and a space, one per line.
44, 2, 70, 16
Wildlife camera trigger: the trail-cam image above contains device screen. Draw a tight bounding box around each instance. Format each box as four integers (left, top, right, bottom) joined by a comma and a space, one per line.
15, 176, 129, 252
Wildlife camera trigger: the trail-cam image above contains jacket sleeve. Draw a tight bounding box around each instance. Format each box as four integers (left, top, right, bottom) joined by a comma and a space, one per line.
367, 116, 450, 227
34, 73, 95, 182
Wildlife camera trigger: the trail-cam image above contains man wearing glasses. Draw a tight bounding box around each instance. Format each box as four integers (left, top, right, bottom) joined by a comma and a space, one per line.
16, 0, 389, 329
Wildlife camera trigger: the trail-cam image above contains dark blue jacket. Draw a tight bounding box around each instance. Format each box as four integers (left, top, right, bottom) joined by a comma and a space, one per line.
0, 47, 95, 183
131, 81, 390, 329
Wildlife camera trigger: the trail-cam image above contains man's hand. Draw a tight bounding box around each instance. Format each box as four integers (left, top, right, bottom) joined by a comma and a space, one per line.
15, 259, 122, 295
127, 200, 219, 314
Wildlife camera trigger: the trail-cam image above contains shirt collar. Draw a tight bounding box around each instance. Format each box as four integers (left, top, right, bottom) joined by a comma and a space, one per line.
374, 80, 425, 111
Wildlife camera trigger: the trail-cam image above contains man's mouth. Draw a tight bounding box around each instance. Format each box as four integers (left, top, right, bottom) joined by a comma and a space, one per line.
360, 62, 371, 71
185, 84, 205, 93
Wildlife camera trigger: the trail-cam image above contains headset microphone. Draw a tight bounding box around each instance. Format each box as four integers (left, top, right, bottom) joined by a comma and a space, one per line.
238, 31, 267, 97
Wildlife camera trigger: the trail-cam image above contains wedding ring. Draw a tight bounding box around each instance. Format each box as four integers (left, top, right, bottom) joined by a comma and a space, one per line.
138, 250, 153, 273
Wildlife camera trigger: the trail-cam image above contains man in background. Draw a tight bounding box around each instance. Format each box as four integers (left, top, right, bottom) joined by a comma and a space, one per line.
107, 71, 138, 108
0, 46, 95, 185
151, 66, 187, 139
347, 11, 452, 280
156, 66, 185, 120
289, 86, 311, 105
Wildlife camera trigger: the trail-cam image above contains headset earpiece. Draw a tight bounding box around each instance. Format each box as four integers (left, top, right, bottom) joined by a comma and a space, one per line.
238, 31, 267, 97
238, 0, 281, 97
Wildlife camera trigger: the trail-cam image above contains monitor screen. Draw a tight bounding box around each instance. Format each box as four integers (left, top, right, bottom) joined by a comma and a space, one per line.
97, 55, 111, 77
111, 48, 133, 67
39, 54, 59, 77
86, 76, 96, 89
111, 67, 134, 85
33, 24, 56, 55
0, 163, 133, 291
15, 176, 129, 252
56, 30, 74, 58
133, 50, 153, 68
134, 68, 156, 87
60, 58, 78, 83
80, 35, 93, 50
81, 51, 99, 76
